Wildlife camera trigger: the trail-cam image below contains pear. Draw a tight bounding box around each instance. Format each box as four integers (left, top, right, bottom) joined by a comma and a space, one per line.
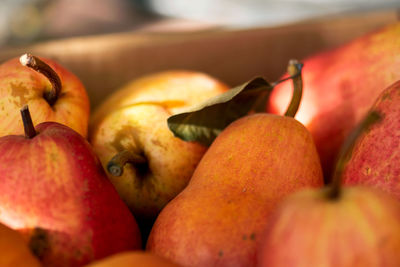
342, 80, 400, 198
0, 53, 89, 137
89, 71, 229, 223
147, 112, 324, 267
0, 222, 41, 267
268, 22, 400, 180
258, 186, 400, 267
0, 106, 141, 266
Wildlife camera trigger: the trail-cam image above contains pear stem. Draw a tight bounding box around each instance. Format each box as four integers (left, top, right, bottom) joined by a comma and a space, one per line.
326, 110, 382, 199
20, 105, 36, 139
19, 53, 62, 106
107, 150, 147, 177
283, 59, 303, 118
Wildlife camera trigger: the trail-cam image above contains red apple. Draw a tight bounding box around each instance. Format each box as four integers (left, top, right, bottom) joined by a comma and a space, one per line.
0, 54, 89, 137
0, 106, 141, 266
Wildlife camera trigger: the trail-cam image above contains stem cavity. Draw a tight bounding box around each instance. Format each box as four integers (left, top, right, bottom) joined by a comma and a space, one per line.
20, 105, 36, 139
284, 59, 303, 118
107, 150, 147, 177
19, 53, 62, 106
327, 110, 382, 199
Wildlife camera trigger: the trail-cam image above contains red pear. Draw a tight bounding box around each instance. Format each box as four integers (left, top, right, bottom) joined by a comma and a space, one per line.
268, 22, 400, 179
342, 80, 400, 198
0, 106, 141, 266
0, 54, 89, 137
258, 186, 400, 267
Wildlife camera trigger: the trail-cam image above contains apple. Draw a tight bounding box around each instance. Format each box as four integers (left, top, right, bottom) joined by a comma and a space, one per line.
0, 106, 141, 266
267, 22, 400, 180
0, 53, 89, 137
147, 112, 324, 267
89, 70, 229, 223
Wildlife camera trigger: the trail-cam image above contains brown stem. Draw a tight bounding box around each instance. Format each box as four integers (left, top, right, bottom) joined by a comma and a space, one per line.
284, 59, 303, 118
326, 110, 382, 199
20, 105, 36, 139
107, 150, 147, 177
19, 53, 62, 106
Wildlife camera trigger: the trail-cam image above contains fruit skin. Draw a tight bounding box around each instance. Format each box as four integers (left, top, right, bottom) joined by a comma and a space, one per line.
147, 113, 324, 267
0, 56, 89, 137
0, 222, 41, 267
268, 22, 400, 180
89, 71, 229, 220
258, 186, 400, 267
342, 80, 400, 197
0, 122, 141, 266
84, 251, 181, 267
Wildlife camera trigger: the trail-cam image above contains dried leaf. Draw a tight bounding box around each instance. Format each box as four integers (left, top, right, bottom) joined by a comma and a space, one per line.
167, 77, 273, 146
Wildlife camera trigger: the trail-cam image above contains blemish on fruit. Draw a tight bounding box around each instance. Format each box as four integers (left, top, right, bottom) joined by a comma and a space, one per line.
365, 167, 371, 175
151, 139, 167, 150
29, 227, 49, 260
50, 152, 58, 161
10, 82, 30, 106
111, 125, 141, 152
218, 250, 224, 257
250, 233, 256, 240
382, 92, 392, 101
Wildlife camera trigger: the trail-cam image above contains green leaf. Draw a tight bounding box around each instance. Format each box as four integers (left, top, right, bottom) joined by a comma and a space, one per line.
167, 77, 273, 146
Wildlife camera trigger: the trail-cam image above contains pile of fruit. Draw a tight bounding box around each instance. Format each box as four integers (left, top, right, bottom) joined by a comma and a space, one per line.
0, 21, 399, 267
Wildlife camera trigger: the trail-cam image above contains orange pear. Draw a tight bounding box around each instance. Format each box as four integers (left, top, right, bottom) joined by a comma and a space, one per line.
147, 112, 324, 267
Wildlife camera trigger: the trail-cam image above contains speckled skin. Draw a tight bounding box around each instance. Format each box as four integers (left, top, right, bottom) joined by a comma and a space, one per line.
0, 57, 89, 138
342, 80, 400, 198
89, 71, 229, 220
0, 122, 141, 266
258, 187, 400, 267
268, 22, 400, 181
147, 113, 324, 267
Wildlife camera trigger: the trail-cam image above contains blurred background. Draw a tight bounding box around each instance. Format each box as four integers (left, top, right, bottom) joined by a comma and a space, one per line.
1, 0, 399, 48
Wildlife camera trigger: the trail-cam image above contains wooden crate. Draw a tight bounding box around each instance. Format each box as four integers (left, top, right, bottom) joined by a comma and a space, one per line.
0, 8, 398, 108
